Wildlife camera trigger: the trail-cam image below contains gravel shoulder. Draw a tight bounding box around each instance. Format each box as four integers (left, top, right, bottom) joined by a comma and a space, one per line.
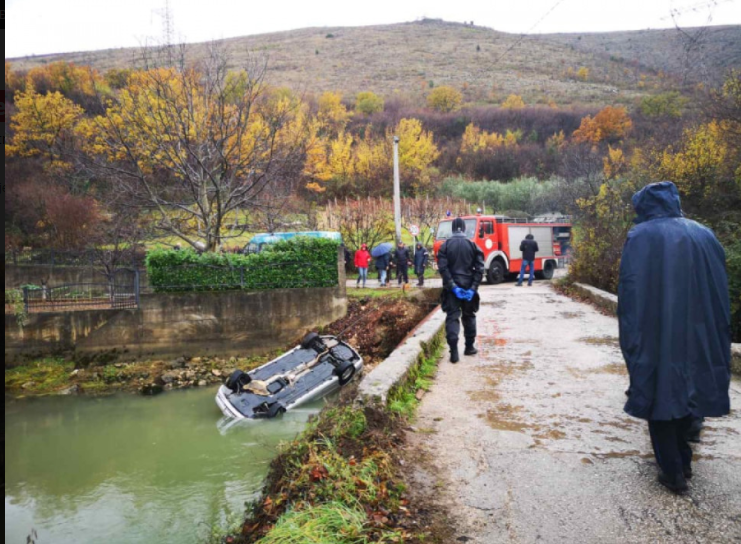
407, 281, 741, 544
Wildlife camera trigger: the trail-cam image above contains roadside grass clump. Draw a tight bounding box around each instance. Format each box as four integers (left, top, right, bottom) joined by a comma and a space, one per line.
5, 358, 75, 394
388, 345, 442, 418
258, 503, 367, 544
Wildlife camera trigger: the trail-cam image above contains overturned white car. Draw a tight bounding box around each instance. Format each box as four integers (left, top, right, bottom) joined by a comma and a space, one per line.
216, 333, 363, 420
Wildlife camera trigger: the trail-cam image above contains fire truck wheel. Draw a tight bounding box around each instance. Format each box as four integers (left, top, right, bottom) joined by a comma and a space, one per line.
487, 261, 506, 284
539, 261, 555, 280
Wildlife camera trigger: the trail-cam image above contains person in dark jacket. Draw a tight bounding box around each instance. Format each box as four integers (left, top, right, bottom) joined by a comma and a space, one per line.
438, 218, 486, 363
393, 242, 412, 286
375, 251, 391, 287
618, 181, 731, 494
414, 243, 429, 287
516, 234, 539, 287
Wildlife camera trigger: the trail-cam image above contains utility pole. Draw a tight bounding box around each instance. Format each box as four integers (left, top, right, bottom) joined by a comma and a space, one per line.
393, 136, 402, 246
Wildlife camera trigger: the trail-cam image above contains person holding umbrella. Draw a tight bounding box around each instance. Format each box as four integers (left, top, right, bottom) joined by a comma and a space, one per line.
372, 243, 393, 287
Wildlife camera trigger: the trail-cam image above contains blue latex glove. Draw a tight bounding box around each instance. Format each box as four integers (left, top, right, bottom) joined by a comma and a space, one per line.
453, 286, 469, 300
464, 289, 476, 301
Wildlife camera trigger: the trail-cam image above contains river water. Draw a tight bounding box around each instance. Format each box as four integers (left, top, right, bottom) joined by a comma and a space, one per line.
5, 388, 322, 544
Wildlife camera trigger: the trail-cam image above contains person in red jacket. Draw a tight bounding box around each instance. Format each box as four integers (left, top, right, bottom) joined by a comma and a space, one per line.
354, 244, 372, 288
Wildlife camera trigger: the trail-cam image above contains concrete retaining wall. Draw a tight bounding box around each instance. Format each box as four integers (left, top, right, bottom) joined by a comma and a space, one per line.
6, 248, 348, 365
573, 282, 741, 377
5, 287, 347, 365
358, 307, 446, 405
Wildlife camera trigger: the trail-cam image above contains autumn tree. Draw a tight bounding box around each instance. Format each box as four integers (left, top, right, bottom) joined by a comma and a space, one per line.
640, 92, 688, 118
355, 91, 385, 115
427, 86, 463, 113
573, 106, 633, 145
391, 118, 440, 195
75, 48, 311, 252
6, 85, 85, 171
317, 91, 351, 135
501, 94, 526, 110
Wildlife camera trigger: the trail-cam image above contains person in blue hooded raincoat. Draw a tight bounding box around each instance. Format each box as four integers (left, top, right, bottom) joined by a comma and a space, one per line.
618, 181, 731, 494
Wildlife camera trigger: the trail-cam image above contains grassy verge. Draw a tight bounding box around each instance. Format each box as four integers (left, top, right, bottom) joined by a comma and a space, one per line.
234, 328, 446, 544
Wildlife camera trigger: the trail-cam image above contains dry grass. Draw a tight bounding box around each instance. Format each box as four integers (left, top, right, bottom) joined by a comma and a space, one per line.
11, 20, 739, 107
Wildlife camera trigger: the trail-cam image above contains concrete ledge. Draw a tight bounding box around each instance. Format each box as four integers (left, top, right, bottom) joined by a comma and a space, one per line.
572, 283, 619, 316
358, 307, 446, 405
571, 283, 741, 377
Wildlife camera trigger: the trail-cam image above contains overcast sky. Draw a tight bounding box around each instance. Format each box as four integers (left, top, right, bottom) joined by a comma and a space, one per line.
6, 0, 741, 58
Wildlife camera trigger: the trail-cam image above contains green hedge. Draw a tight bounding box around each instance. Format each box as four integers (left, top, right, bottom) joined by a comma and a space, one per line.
146, 238, 340, 293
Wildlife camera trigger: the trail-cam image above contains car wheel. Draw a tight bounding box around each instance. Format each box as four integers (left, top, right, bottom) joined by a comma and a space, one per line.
301, 332, 326, 352
336, 361, 357, 386
487, 261, 506, 284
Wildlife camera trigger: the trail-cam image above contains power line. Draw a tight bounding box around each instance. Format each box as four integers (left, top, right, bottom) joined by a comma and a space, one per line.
661, 0, 737, 21
493, 0, 570, 64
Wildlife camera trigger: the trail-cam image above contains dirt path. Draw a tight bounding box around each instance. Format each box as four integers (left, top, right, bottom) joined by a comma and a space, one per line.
408, 282, 741, 544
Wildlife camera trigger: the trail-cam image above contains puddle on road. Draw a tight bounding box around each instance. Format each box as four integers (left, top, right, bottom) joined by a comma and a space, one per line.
580, 336, 620, 347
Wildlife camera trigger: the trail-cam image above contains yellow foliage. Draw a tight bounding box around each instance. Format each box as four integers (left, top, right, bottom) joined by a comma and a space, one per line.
427, 86, 463, 113
501, 94, 526, 110
573, 106, 633, 145
654, 122, 729, 200
317, 92, 350, 133
26, 61, 107, 98
577, 67, 590, 82
603, 146, 626, 180
460, 123, 519, 155
7, 85, 84, 165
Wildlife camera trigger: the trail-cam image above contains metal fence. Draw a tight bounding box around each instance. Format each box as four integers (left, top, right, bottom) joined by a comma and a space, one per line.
15, 270, 141, 314
4, 249, 146, 268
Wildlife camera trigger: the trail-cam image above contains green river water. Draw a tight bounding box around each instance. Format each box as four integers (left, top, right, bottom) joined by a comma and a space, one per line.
5, 387, 323, 544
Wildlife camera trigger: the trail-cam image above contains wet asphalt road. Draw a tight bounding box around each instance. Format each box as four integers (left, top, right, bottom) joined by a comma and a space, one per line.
409, 281, 741, 544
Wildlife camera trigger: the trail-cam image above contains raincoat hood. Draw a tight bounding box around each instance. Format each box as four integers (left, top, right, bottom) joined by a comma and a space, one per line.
632, 181, 683, 224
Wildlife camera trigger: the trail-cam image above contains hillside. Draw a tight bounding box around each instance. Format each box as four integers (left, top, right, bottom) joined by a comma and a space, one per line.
8, 19, 741, 107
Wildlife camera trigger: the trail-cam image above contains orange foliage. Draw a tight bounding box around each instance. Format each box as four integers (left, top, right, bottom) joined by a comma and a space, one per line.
573, 106, 633, 145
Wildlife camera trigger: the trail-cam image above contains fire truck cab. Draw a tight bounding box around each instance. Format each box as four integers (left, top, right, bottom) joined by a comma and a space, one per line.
433, 215, 572, 284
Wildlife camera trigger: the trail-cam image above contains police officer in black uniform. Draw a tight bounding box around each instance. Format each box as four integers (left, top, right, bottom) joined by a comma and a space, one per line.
437, 218, 486, 363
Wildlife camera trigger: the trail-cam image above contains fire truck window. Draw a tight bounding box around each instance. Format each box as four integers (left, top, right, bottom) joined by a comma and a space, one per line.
482, 222, 494, 235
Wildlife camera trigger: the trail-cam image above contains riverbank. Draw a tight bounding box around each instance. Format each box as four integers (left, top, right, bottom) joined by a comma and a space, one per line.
5, 290, 436, 398
233, 323, 453, 544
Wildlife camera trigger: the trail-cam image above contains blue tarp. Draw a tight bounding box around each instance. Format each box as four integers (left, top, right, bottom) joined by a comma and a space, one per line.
618, 182, 732, 421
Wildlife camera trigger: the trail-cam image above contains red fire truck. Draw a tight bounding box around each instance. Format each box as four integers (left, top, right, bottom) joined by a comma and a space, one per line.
433, 215, 572, 284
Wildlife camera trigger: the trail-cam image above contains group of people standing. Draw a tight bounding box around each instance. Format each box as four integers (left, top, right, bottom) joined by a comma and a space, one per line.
353, 242, 430, 288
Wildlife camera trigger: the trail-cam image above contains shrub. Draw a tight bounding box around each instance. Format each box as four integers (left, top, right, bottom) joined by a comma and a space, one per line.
427, 86, 463, 113
146, 238, 339, 292
354, 91, 384, 115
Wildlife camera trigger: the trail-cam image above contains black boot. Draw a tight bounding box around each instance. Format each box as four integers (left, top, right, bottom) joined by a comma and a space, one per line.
658, 472, 688, 494
450, 345, 460, 364
464, 343, 478, 356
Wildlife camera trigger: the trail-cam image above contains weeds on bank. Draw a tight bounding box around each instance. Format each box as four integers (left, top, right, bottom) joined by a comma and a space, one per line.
5, 358, 74, 394
240, 330, 447, 544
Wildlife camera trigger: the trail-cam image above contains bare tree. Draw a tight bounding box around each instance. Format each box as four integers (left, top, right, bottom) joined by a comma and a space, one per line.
402, 197, 451, 248
324, 198, 394, 251
80, 45, 309, 252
